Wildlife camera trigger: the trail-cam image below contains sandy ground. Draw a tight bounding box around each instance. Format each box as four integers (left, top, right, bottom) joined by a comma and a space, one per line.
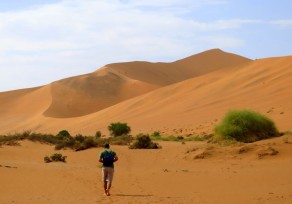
1, 135, 292, 204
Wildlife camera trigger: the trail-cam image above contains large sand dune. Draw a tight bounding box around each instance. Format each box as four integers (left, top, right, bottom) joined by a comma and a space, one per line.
1, 49, 251, 119
0, 49, 291, 136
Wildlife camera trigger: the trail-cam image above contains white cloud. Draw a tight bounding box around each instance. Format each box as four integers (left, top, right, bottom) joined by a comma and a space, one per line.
270, 19, 292, 27
0, 0, 262, 92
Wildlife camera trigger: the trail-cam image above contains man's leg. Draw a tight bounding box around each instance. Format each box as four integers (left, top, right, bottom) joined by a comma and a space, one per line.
102, 168, 109, 195
104, 181, 108, 194
106, 168, 114, 196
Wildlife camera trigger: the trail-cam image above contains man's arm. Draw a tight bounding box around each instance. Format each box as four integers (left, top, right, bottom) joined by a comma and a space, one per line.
114, 156, 118, 162
99, 153, 103, 163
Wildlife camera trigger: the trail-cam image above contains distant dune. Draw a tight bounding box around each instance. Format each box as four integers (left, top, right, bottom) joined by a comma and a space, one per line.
0, 49, 291, 136
43, 48, 250, 118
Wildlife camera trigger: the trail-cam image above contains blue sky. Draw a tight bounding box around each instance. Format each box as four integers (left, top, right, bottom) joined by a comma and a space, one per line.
0, 0, 291, 92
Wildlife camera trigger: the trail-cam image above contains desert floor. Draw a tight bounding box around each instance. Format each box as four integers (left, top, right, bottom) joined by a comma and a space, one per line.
1, 135, 292, 204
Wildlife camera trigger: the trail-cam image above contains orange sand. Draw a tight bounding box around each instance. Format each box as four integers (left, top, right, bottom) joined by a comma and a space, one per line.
1, 137, 292, 204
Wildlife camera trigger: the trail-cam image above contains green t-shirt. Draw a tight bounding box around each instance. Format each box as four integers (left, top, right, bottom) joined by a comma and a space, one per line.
99, 149, 116, 168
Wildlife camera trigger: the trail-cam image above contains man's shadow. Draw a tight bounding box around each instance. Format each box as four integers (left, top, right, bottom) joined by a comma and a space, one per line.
115, 194, 153, 197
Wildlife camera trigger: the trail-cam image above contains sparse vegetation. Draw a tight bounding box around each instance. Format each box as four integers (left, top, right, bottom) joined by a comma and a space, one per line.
108, 122, 131, 137
214, 109, 280, 143
109, 135, 133, 145
129, 134, 161, 149
151, 133, 209, 142
44, 153, 67, 163
0, 130, 133, 151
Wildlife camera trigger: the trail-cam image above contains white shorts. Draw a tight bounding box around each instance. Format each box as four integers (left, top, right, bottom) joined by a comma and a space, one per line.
102, 167, 114, 184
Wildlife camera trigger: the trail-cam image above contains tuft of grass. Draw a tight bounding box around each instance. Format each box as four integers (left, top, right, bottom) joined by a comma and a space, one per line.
214, 109, 280, 143
283, 131, 292, 135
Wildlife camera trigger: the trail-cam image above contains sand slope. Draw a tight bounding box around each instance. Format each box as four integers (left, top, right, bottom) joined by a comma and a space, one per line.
2, 49, 250, 119
16, 55, 289, 136
0, 50, 291, 136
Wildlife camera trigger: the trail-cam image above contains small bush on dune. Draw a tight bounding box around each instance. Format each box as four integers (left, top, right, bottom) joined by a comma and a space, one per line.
152, 131, 161, 137
95, 131, 102, 138
108, 122, 131, 137
44, 153, 67, 163
129, 134, 161, 149
57, 130, 71, 138
75, 137, 97, 151
214, 109, 280, 143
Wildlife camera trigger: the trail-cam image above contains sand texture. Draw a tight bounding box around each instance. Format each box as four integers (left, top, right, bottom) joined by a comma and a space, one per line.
1, 137, 292, 204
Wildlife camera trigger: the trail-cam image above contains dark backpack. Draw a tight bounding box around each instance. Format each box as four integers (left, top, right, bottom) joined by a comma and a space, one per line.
103, 151, 114, 165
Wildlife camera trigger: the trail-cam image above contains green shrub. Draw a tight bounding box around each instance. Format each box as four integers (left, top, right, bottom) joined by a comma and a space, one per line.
108, 122, 131, 137
44, 156, 51, 163
57, 130, 71, 138
214, 109, 280, 143
152, 131, 161, 137
177, 136, 184, 140
95, 131, 102, 138
129, 134, 161, 149
44, 153, 67, 163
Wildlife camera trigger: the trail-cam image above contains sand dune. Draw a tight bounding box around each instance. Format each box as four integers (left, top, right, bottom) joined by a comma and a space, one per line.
38, 49, 251, 118
43, 69, 160, 118
0, 50, 291, 136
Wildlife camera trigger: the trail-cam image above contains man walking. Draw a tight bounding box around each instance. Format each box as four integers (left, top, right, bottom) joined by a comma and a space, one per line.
99, 143, 118, 196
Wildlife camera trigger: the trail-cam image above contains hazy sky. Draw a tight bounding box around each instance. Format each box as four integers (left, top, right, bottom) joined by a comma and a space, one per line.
0, 0, 291, 92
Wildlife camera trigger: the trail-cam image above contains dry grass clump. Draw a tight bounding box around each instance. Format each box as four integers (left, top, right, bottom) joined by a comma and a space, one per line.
44, 153, 67, 163
257, 146, 279, 159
